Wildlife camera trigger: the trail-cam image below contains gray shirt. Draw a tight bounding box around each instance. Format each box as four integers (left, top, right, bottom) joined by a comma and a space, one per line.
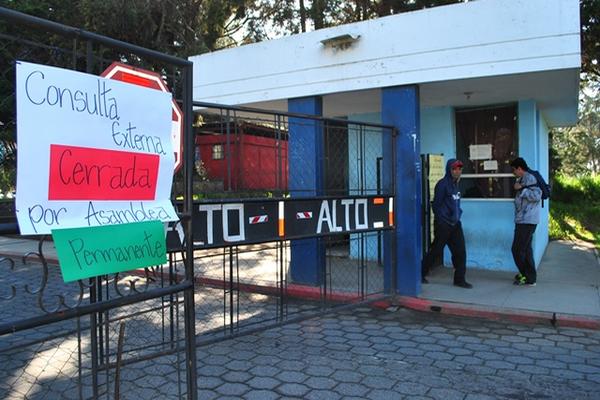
514, 171, 542, 224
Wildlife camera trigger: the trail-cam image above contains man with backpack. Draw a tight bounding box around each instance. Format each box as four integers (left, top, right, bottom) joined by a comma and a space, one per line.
510, 157, 542, 286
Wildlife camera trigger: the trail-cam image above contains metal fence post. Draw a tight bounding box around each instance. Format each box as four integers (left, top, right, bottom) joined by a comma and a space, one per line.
182, 62, 198, 400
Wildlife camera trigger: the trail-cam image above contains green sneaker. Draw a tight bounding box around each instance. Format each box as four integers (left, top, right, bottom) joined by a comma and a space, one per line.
514, 276, 536, 286
513, 275, 526, 285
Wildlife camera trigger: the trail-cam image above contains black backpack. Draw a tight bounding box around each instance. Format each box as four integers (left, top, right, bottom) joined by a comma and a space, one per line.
522, 170, 551, 206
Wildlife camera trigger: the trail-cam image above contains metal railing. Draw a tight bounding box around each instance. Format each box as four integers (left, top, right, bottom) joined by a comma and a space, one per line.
0, 6, 197, 399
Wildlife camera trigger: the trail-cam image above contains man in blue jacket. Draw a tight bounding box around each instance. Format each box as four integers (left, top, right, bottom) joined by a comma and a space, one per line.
510, 157, 542, 286
421, 159, 472, 288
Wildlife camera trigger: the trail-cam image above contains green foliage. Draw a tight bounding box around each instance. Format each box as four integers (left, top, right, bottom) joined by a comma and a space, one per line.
549, 201, 600, 248
0, 0, 255, 193
581, 0, 600, 81
551, 80, 600, 176
552, 174, 600, 203
549, 174, 600, 248
0, 0, 254, 55
248, 0, 466, 38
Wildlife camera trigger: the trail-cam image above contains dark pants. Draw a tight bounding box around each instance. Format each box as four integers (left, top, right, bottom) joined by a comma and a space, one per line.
422, 220, 467, 284
512, 224, 537, 283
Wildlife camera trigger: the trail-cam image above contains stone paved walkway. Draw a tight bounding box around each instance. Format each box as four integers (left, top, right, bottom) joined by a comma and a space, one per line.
195, 307, 600, 400
1, 241, 600, 399
2, 305, 599, 399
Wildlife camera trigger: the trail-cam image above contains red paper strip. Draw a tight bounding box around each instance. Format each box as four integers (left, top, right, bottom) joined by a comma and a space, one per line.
48, 144, 159, 200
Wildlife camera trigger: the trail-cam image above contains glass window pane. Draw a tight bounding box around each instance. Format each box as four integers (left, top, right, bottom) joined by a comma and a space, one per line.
455, 104, 518, 198
212, 144, 223, 160
460, 177, 516, 199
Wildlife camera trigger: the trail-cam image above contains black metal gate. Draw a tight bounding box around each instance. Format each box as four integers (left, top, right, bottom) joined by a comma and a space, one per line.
0, 7, 197, 399
0, 6, 398, 399
188, 102, 398, 345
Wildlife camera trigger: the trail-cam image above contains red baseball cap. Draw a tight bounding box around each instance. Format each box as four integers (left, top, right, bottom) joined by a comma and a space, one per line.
451, 160, 464, 169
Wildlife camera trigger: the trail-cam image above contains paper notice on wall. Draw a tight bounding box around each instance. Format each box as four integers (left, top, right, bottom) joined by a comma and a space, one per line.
469, 144, 492, 160
483, 160, 499, 171
427, 154, 444, 242
15, 61, 178, 235
428, 155, 445, 194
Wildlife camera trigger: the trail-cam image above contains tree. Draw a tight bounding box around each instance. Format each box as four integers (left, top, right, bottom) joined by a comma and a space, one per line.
243, 0, 469, 46
581, 0, 600, 82
552, 83, 600, 175
0, 0, 254, 193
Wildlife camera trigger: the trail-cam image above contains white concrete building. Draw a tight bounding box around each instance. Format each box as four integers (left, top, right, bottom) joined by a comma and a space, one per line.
190, 0, 580, 295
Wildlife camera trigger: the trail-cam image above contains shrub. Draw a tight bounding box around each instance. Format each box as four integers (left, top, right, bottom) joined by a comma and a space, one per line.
549, 174, 600, 248
552, 174, 600, 203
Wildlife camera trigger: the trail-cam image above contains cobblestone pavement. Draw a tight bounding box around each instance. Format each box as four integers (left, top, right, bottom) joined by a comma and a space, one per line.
1, 305, 600, 399
2, 250, 600, 399
198, 307, 600, 400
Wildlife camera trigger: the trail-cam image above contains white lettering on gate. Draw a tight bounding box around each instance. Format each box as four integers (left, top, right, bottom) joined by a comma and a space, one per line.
331, 200, 343, 232
355, 199, 368, 230
198, 203, 246, 244
316, 200, 333, 234
317, 199, 370, 234
341, 199, 353, 231
222, 204, 245, 242
198, 204, 221, 245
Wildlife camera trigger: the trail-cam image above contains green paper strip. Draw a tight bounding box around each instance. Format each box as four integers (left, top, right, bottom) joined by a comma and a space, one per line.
52, 221, 167, 282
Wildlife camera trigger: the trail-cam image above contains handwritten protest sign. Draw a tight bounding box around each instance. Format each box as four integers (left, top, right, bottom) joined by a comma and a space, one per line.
15, 61, 178, 234
53, 221, 166, 282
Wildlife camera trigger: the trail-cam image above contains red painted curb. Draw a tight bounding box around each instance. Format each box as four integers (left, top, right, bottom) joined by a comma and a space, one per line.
167, 272, 600, 330
393, 296, 600, 330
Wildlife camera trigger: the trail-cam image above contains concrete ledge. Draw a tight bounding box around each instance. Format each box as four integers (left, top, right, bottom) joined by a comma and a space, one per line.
140, 268, 600, 331
390, 296, 600, 330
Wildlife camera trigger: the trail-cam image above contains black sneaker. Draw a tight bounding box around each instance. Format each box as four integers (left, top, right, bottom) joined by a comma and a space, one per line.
453, 281, 473, 289
514, 273, 524, 282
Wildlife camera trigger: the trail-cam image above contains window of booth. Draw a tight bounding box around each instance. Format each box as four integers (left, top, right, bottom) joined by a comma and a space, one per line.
455, 104, 518, 199
212, 144, 224, 160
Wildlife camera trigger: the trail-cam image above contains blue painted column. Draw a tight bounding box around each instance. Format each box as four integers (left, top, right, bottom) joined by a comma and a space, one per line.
382, 85, 422, 296
288, 96, 325, 285
518, 100, 537, 166
518, 100, 548, 266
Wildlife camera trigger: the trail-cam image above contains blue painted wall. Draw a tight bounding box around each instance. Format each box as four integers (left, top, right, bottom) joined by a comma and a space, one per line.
518, 100, 549, 267
347, 113, 382, 196
288, 96, 325, 285
419, 102, 549, 271
326, 99, 549, 290
347, 113, 382, 261
382, 86, 422, 296
421, 106, 455, 156
461, 200, 515, 268
534, 110, 550, 264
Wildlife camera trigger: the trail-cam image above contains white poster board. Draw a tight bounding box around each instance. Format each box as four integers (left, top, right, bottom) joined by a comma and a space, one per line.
483, 160, 499, 171
469, 144, 492, 160
16, 61, 178, 235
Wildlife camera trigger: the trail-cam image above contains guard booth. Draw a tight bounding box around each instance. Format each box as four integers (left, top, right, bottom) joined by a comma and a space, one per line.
190, 0, 581, 295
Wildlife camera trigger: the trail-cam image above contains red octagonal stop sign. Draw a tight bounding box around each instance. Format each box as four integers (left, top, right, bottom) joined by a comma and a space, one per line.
101, 62, 183, 173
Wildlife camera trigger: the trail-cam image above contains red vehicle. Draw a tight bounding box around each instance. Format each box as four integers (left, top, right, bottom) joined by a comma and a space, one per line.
195, 122, 288, 191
